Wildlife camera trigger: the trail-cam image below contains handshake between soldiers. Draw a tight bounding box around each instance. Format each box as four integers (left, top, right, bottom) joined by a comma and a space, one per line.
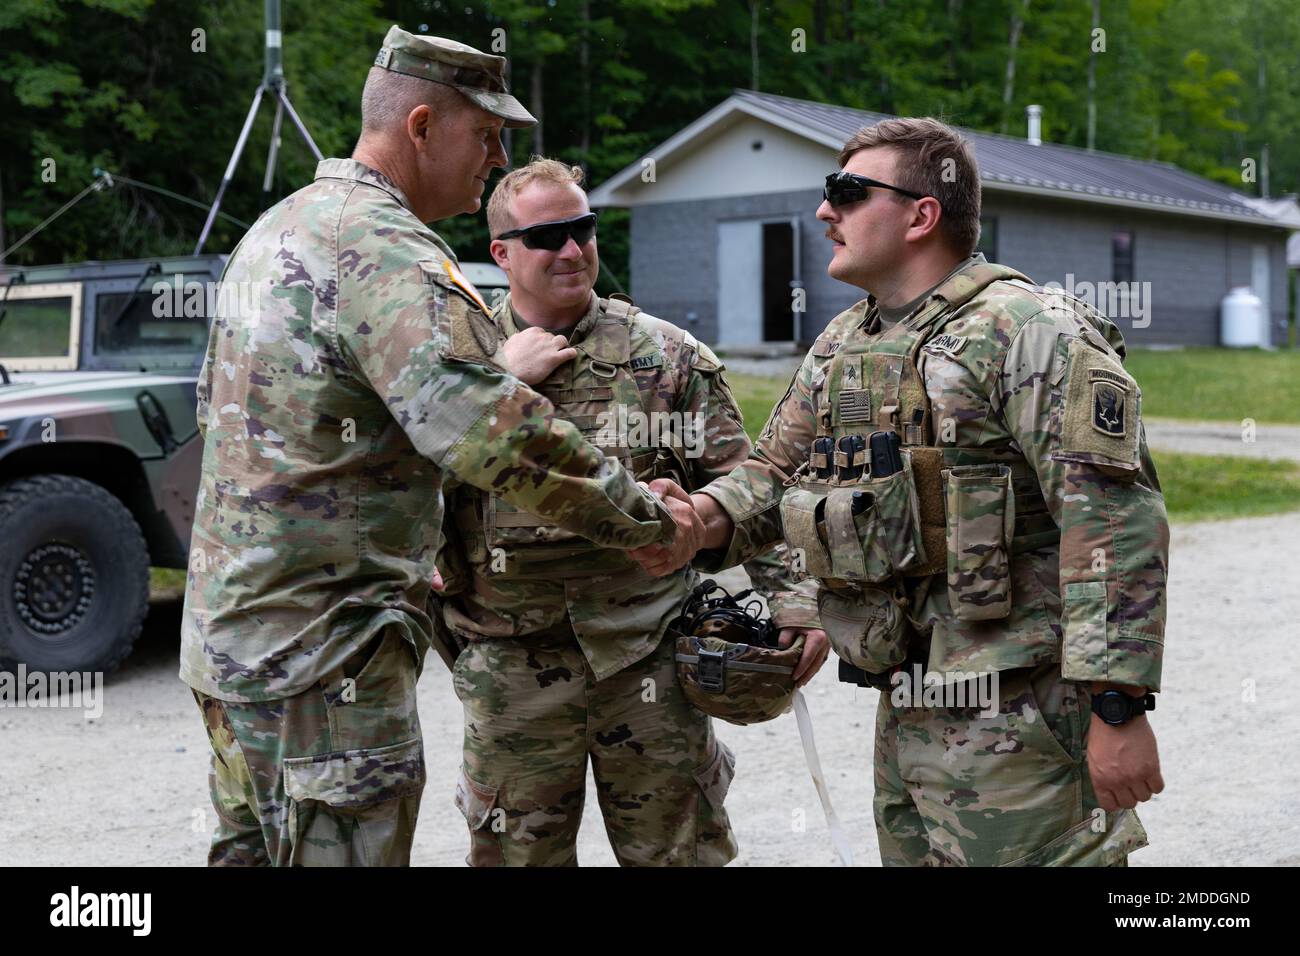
183, 25, 1165, 869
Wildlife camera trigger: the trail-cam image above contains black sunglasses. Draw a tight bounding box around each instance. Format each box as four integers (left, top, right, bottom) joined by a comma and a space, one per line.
823, 171, 931, 207
495, 212, 598, 251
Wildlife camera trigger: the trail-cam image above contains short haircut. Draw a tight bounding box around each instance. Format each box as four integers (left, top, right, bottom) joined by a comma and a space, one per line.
359, 66, 469, 134
487, 156, 585, 238
838, 117, 982, 257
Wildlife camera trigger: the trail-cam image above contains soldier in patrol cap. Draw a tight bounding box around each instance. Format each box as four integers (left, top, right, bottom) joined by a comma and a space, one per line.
678, 117, 1169, 866
433, 158, 830, 866
183, 27, 704, 867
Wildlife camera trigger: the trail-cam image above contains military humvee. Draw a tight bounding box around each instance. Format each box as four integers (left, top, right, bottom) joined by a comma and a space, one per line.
0, 256, 509, 673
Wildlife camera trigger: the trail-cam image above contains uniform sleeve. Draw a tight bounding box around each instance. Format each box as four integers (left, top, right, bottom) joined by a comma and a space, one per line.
995, 314, 1169, 691
196, 348, 213, 441
340, 264, 675, 552
675, 348, 819, 627
693, 346, 819, 572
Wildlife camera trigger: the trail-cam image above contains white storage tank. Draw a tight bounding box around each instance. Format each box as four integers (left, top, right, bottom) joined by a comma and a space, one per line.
1220, 286, 1265, 347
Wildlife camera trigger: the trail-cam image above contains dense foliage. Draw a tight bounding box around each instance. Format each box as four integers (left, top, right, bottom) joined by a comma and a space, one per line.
2, 0, 1296, 280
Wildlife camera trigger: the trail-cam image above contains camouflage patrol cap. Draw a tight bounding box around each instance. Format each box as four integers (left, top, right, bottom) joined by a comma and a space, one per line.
374, 26, 537, 128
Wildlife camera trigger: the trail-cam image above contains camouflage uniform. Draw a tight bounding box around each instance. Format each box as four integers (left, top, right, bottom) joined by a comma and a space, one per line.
436, 292, 819, 866
698, 255, 1168, 866
182, 161, 676, 866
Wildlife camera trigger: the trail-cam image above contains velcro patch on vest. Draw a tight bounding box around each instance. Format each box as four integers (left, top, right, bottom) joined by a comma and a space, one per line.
840, 354, 864, 391
838, 390, 872, 424
628, 354, 662, 371
924, 333, 967, 358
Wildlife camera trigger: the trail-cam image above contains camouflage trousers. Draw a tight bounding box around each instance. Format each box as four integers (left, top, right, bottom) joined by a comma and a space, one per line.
450, 627, 738, 866
873, 661, 1149, 866
192, 628, 426, 866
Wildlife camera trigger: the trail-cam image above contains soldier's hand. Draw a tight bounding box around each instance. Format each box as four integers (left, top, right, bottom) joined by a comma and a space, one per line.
629, 478, 703, 577
778, 627, 830, 687
1087, 710, 1165, 812
431, 568, 445, 592
501, 326, 578, 385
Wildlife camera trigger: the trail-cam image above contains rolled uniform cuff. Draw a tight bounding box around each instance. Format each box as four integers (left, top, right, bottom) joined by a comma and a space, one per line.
769, 601, 820, 631
649, 489, 679, 546
693, 483, 782, 573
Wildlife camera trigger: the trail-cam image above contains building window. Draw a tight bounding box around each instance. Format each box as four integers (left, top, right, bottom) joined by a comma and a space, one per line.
1113, 231, 1135, 284
975, 217, 997, 261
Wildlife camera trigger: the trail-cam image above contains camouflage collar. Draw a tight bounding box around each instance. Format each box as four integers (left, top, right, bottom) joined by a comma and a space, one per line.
579, 297, 631, 365
498, 292, 601, 347
927, 253, 1030, 308
904, 254, 1031, 330
315, 158, 416, 215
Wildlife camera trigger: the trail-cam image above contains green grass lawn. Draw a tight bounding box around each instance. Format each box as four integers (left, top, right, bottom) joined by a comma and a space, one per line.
726, 371, 1300, 524
1154, 451, 1300, 522
1109, 347, 1300, 424
729, 371, 795, 440
732, 347, 1300, 426
150, 567, 187, 595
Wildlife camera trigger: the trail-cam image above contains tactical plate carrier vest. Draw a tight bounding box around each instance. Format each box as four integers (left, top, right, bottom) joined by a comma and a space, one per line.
442, 295, 703, 582
781, 263, 1061, 674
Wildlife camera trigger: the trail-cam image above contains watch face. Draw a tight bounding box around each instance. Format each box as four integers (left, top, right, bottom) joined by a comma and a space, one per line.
1099, 693, 1130, 723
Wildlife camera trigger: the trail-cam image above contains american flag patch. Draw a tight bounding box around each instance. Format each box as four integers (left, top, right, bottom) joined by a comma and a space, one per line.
839, 390, 872, 423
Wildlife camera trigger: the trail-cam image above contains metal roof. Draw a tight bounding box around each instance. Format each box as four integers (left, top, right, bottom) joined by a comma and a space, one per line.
733, 89, 1275, 225
591, 88, 1287, 228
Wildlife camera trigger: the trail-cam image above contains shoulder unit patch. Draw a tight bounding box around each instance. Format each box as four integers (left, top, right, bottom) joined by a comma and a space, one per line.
1056, 336, 1141, 473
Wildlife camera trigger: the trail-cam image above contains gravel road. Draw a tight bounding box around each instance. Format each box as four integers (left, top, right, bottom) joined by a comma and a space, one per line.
2, 503, 1297, 866
1143, 418, 1300, 463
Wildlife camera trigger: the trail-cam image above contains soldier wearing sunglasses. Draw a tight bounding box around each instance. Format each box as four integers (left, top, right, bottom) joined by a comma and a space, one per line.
432, 157, 829, 866
685, 117, 1168, 867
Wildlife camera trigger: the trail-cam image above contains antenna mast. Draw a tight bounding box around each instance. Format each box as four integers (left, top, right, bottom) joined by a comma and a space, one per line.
194, 0, 323, 254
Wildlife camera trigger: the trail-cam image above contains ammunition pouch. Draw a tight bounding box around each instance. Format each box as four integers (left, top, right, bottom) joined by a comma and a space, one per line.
943, 463, 1016, 621
817, 583, 909, 675
779, 448, 929, 585
783, 437, 1058, 641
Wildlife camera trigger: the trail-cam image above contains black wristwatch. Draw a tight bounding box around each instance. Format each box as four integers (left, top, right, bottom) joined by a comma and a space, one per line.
1091, 689, 1156, 725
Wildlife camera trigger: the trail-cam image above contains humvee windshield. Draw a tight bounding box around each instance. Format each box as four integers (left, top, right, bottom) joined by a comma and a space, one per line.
94, 287, 210, 356
0, 282, 80, 370
0, 296, 73, 358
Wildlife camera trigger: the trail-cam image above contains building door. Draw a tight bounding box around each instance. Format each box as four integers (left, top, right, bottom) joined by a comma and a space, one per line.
716, 218, 798, 345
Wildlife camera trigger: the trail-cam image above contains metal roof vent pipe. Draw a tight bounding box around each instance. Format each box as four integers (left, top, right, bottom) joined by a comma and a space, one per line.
1026, 104, 1043, 146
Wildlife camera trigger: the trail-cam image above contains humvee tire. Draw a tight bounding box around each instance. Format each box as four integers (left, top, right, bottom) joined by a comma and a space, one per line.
0, 474, 151, 674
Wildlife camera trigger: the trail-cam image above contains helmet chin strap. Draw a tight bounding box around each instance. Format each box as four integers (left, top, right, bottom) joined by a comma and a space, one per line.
792, 689, 855, 867
681, 579, 854, 865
